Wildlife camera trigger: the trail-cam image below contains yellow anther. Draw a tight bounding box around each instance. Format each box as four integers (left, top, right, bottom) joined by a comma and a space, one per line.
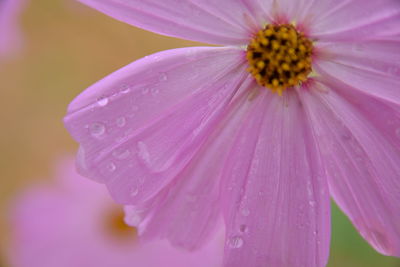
282, 63, 290, 71
261, 38, 269, 46
257, 61, 265, 69
272, 41, 280, 50
265, 29, 273, 36
297, 62, 305, 69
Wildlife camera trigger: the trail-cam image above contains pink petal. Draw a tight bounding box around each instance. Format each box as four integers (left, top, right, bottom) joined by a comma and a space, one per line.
301, 81, 400, 256
315, 58, 400, 106
221, 90, 330, 267
77, 0, 270, 45
273, 0, 317, 25
10, 157, 225, 267
310, 0, 400, 41
125, 77, 257, 250
0, 0, 26, 57
64, 47, 247, 204
316, 39, 400, 80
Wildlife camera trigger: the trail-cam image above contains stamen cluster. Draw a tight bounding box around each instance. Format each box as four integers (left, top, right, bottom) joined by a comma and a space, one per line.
246, 24, 313, 95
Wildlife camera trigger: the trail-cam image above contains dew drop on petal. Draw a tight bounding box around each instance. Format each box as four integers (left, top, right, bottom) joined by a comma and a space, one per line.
159, 72, 168, 81
112, 149, 131, 160
130, 186, 139, 197
240, 207, 250, 217
228, 236, 244, 249
121, 84, 131, 94
89, 122, 106, 138
107, 162, 116, 172
151, 88, 160, 96
142, 88, 149, 95
239, 224, 249, 233
185, 49, 197, 60
125, 211, 142, 226
116, 117, 126, 127
137, 141, 151, 165
97, 96, 109, 107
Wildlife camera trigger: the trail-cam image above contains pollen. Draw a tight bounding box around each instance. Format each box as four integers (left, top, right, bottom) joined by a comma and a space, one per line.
246, 24, 313, 95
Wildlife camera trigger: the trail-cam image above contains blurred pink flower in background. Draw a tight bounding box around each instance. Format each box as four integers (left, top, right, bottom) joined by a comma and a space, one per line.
0, 0, 26, 58
9, 157, 223, 267
64, 0, 400, 266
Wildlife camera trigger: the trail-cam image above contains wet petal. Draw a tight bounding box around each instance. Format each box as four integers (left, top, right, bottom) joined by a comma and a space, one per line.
64, 47, 248, 204
125, 78, 257, 250
301, 81, 400, 256
77, 0, 272, 45
221, 90, 330, 267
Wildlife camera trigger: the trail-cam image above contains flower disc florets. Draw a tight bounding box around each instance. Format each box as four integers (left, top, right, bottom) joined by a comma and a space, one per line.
246, 24, 313, 95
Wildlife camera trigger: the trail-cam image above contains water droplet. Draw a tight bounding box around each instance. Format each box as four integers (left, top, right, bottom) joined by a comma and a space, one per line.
121, 84, 131, 94
116, 117, 126, 127
185, 49, 197, 60
309, 200, 316, 207
97, 96, 109, 107
240, 207, 250, 217
89, 122, 106, 138
151, 88, 159, 96
125, 210, 142, 226
112, 148, 131, 160
130, 186, 139, 196
107, 162, 116, 172
137, 141, 151, 164
228, 236, 244, 249
141, 88, 149, 95
159, 73, 168, 81
239, 224, 249, 233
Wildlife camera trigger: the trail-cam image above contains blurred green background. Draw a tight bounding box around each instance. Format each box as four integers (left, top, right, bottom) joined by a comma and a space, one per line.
0, 0, 399, 266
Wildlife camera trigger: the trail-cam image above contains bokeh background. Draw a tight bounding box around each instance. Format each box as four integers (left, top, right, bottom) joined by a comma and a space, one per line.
0, 0, 399, 266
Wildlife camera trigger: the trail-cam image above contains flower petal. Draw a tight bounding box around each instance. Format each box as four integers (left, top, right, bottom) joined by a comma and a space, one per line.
301, 82, 400, 256
125, 78, 257, 250
315, 57, 400, 106
317, 39, 400, 79
77, 0, 271, 45
0, 0, 25, 57
310, 0, 400, 41
64, 47, 248, 204
221, 90, 330, 267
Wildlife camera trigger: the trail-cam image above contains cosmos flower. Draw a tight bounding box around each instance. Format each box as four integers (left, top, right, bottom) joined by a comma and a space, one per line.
64, 1, 400, 266
0, 0, 26, 58
9, 158, 223, 267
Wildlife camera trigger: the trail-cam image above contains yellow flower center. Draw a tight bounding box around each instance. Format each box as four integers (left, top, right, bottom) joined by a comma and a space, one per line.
246, 24, 313, 95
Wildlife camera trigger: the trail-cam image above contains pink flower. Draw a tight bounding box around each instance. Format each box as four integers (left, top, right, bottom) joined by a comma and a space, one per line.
9, 157, 223, 267
64, 1, 400, 266
0, 0, 26, 58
